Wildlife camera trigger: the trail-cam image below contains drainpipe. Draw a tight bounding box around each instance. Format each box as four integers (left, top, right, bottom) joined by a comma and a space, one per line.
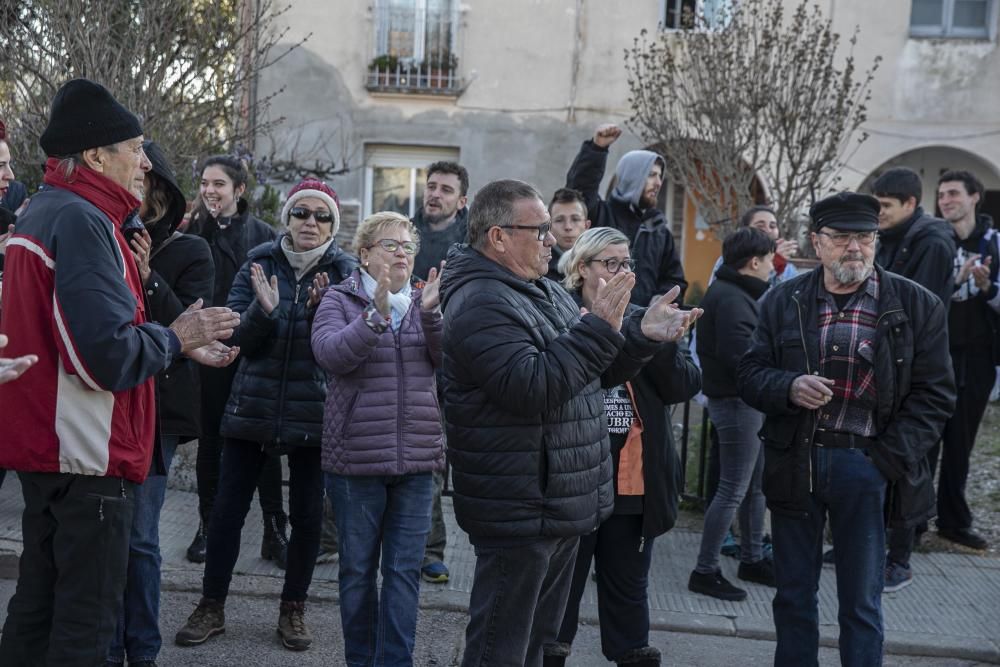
567, 0, 584, 124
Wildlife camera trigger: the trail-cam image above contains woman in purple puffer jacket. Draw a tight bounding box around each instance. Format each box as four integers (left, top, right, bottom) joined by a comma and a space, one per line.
310, 210, 445, 665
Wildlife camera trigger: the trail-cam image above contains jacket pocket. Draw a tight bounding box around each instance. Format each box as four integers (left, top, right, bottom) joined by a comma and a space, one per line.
538, 440, 549, 497
339, 391, 361, 439
761, 437, 796, 505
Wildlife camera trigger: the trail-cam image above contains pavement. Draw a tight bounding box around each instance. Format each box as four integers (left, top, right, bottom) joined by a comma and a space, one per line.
1, 473, 998, 666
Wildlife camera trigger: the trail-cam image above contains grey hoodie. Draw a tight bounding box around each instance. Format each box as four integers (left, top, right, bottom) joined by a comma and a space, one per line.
611, 150, 665, 208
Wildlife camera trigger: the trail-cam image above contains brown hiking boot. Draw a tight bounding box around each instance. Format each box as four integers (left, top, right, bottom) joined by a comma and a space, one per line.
175, 597, 225, 646
278, 600, 312, 651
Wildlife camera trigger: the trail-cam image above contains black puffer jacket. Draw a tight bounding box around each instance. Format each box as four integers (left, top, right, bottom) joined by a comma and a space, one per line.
737, 266, 956, 528
875, 206, 955, 307
142, 141, 214, 440
566, 140, 687, 306
440, 245, 661, 540
220, 237, 358, 446
697, 265, 769, 398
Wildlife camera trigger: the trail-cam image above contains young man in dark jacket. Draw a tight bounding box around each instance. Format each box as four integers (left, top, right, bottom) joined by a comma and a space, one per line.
441, 180, 699, 667
737, 192, 955, 667
870, 166, 957, 589
936, 169, 998, 552
565, 124, 687, 306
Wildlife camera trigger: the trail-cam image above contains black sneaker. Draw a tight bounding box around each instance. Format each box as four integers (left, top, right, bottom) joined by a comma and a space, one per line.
822, 547, 835, 565
688, 569, 747, 601
738, 558, 776, 587
937, 527, 988, 551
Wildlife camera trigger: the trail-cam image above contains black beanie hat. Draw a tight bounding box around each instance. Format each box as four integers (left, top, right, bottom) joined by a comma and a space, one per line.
809, 192, 880, 232
39, 79, 144, 156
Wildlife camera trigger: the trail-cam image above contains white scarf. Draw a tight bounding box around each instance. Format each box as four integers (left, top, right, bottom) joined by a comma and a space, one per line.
360, 268, 412, 330
281, 235, 333, 281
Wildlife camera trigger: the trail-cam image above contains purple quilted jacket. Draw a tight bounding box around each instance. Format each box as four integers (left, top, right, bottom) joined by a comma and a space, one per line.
311, 270, 445, 476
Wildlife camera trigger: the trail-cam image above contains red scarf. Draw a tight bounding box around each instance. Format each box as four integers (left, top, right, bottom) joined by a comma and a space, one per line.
43, 157, 147, 324
773, 252, 788, 276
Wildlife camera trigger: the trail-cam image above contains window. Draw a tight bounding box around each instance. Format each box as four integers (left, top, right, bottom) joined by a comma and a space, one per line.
363, 144, 460, 219
661, 0, 733, 30
368, 0, 460, 93
910, 0, 997, 38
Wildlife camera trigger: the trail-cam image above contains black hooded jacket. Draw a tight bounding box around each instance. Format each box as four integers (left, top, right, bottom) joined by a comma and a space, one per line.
412, 206, 469, 281
141, 141, 215, 440
566, 140, 687, 306
875, 206, 955, 307
439, 245, 662, 540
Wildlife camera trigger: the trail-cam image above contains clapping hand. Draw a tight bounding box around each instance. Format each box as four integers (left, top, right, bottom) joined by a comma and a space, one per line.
187, 340, 241, 368
0, 334, 38, 385
972, 256, 993, 292
307, 272, 330, 308
130, 229, 153, 284
168, 299, 241, 353
251, 263, 280, 315
372, 264, 392, 318
639, 286, 703, 342
421, 261, 445, 311
589, 272, 634, 331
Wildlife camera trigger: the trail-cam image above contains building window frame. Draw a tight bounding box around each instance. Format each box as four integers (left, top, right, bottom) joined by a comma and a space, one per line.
362, 143, 461, 219
909, 0, 998, 40
659, 0, 734, 31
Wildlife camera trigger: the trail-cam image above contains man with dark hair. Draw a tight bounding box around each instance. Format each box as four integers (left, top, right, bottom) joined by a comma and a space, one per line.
738, 192, 954, 666
0, 78, 240, 666
413, 160, 470, 281
566, 124, 686, 306
935, 169, 995, 551
865, 166, 957, 589
546, 187, 591, 281
440, 179, 698, 665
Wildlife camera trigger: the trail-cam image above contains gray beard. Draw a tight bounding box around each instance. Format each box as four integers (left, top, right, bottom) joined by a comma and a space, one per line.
831, 256, 874, 286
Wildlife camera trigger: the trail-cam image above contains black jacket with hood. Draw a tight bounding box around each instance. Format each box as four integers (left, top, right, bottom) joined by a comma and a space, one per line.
440, 244, 661, 541
141, 141, 215, 441
875, 206, 955, 307
566, 140, 687, 306
412, 206, 469, 281
737, 265, 956, 528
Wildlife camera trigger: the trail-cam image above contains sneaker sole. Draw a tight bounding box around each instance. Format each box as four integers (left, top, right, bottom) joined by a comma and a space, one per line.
278, 630, 312, 651
883, 577, 913, 593
421, 572, 449, 583
687, 582, 747, 602
175, 626, 225, 646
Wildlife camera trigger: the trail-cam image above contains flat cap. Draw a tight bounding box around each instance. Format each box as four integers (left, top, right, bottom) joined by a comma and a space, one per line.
809, 192, 879, 232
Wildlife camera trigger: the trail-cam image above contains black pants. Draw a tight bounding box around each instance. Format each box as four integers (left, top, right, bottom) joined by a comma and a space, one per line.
195, 435, 284, 521
0, 472, 135, 667
935, 346, 995, 531
202, 439, 323, 602
556, 513, 654, 661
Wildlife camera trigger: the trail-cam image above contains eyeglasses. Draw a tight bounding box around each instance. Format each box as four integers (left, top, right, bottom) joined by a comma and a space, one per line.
498, 222, 552, 241
367, 239, 419, 255
588, 257, 637, 274
817, 230, 878, 246
289, 206, 335, 224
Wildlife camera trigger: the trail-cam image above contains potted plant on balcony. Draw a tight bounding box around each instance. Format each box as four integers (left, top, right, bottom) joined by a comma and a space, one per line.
423, 51, 458, 88
369, 54, 399, 86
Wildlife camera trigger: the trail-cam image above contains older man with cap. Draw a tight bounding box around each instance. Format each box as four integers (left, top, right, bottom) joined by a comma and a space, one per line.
737, 192, 955, 667
0, 78, 241, 667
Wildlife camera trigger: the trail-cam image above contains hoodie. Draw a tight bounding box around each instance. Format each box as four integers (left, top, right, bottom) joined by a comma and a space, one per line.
611, 150, 665, 208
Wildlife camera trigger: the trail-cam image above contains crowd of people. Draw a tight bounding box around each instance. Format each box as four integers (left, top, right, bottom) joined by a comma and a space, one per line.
0, 79, 994, 667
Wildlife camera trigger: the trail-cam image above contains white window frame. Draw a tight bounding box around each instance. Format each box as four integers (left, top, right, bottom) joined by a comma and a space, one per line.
909, 0, 998, 39
362, 144, 461, 218
373, 0, 459, 62
659, 0, 734, 31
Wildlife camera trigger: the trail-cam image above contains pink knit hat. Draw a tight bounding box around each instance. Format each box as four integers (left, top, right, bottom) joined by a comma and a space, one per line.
280, 178, 341, 236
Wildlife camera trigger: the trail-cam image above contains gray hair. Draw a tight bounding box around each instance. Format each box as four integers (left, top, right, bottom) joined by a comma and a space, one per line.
467, 179, 544, 250
558, 227, 630, 291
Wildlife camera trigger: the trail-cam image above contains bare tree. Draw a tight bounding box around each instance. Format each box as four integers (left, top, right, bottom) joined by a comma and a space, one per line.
0, 0, 309, 190
625, 0, 880, 240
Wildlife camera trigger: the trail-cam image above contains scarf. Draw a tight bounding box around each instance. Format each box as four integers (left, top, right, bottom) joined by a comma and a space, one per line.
360, 268, 412, 331
281, 234, 333, 281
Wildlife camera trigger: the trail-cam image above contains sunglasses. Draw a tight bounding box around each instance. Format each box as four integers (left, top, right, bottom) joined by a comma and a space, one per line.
367, 239, 420, 255
289, 206, 335, 224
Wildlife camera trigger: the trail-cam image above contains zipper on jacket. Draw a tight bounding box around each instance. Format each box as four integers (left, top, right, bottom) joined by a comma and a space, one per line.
792, 291, 815, 494
395, 329, 405, 471
273, 272, 303, 443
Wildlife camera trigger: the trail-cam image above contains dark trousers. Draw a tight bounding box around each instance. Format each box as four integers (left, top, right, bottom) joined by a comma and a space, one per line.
461, 536, 579, 667
0, 472, 135, 667
423, 469, 447, 566
934, 346, 994, 531
556, 514, 654, 661
195, 434, 284, 522
202, 439, 323, 602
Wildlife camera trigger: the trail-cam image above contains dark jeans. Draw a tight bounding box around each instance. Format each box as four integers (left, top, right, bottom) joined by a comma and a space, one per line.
0, 472, 135, 667
202, 439, 323, 602
423, 469, 447, 566
772, 447, 887, 667
195, 434, 284, 523
108, 436, 178, 664
556, 514, 654, 661
461, 536, 579, 667
327, 472, 434, 666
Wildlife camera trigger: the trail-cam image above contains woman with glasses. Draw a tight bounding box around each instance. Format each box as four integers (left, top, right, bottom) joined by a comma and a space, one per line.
311, 211, 445, 665
175, 179, 358, 652
545, 227, 701, 667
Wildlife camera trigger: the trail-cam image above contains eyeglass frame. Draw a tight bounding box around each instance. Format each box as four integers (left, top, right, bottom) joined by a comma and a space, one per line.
816, 230, 879, 246
365, 238, 420, 255
587, 257, 637, 274
497, 221, 553, 241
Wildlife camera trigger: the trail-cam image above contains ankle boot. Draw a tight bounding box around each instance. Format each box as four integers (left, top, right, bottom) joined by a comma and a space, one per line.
543, 641, 570, 667
616, 646, 661, 667
186, 520, 207, 564
262, 512, 289, 570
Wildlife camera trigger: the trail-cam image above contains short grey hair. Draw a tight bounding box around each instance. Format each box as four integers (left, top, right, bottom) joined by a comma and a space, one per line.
558, 227, 630, 291
467, 179, 544, 250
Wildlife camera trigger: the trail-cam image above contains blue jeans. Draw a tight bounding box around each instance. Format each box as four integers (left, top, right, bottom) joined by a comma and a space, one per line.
772, 447, 887, 667
327, 472, 433, 667
107, 435, 178, 664
697, 397, 765, 573
462, 535, 579, 667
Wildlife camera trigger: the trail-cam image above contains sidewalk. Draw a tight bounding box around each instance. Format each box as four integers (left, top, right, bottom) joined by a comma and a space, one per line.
1, 475, 998, 664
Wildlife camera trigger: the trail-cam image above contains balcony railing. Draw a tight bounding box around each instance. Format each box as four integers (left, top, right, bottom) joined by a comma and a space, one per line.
366, 61, 461, 95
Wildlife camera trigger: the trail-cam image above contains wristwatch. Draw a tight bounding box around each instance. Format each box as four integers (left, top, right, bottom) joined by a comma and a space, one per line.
362, 303, 389, 333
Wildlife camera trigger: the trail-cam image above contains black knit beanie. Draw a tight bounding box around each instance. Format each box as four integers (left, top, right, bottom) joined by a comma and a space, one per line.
39, 79, 144, 156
